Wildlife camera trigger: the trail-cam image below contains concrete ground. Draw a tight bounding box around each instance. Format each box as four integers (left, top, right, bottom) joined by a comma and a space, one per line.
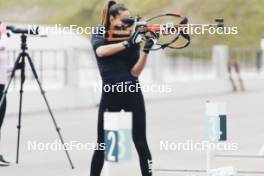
1, 80, 264, 176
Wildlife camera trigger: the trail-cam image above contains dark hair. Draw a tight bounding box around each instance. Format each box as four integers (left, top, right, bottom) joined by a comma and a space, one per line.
109, 4, 128, 18
102, 1, 128, 31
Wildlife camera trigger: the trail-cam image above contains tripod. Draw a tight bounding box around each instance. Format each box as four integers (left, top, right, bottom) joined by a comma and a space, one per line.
0, 33, 74, 169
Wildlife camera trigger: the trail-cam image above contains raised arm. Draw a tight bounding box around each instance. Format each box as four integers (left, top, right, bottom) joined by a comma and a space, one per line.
95, 31, 141, 58
96, 42, 126, 57
131, 38, 156, 77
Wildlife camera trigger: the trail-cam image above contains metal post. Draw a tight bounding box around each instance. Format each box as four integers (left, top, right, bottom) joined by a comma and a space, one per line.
212, 45, 228, 78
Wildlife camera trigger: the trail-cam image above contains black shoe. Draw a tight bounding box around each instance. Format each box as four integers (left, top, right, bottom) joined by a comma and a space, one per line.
0, 155, 10, 166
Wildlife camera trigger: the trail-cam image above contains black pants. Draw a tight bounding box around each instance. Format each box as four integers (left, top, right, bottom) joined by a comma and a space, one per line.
90, 81, 152, 176
0, 84, 6, 129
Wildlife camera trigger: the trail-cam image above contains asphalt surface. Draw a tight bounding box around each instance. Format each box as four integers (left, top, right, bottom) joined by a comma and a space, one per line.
1, 85, 264, 176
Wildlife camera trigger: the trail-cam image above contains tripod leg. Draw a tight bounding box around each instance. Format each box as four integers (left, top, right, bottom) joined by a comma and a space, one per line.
25, 53, 75, 169
16, 57, 26, 164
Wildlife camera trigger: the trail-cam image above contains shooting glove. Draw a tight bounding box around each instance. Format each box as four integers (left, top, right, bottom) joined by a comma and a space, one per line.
143, 37, 157, 54
127, 31, 142, 47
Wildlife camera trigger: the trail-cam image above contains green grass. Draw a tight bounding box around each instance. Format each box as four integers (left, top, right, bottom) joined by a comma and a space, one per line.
42, 0, 171, 27
184, 0, 264, 48
0, 0, 77, 8
1, 0, 264, 48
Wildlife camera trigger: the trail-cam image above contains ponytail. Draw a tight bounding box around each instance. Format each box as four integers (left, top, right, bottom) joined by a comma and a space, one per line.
102, 0, 117, 31
102, 0, 128, 31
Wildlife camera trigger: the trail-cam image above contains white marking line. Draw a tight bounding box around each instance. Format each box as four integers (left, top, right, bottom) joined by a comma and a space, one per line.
154, 169, 264, 175
215, 154, 264, 159
155, 169, 206, 173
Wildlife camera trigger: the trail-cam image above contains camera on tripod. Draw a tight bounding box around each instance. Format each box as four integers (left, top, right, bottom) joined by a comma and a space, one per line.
0, 22, 40, 38
0, 22, 74, 168
6, 25, 39, 35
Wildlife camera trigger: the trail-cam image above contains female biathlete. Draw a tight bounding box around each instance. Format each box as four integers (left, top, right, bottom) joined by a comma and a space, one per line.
90, 1, 155, 176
